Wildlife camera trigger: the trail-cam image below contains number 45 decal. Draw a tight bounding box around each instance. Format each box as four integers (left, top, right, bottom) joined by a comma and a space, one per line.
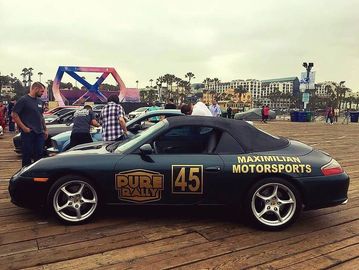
172, 165, 203, 194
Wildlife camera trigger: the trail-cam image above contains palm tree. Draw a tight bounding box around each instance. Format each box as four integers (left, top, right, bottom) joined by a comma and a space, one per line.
203, 78, 212, 90
140, 90, 147, 102
185, 72, 195, 84
163, 74, 176, 99
149, 79, 153, 88
27, 67, 33, 85
147, 89, 157, 103
21, 68, 28, 86
156, 76, 164, 101
38, 72, 43, 82
136, 80, 139, 89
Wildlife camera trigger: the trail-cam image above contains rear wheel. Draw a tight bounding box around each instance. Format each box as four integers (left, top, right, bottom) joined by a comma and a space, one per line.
245, 178, 302, 230
48, 175, 98, 224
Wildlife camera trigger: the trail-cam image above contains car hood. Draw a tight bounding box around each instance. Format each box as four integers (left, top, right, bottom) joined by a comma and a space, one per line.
60, 141, 113, 155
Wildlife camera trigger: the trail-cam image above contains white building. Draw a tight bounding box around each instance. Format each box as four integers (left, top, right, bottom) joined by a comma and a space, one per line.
0, 85, 16, 98
205, 77, 299, 109
314, 81, 337, 97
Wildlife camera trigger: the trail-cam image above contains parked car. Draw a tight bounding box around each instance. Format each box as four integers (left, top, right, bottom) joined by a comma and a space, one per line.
9, 116, 349, 230
92, 104, 106, 111
44, 106, 80, 115
128, 107, 149, 119
47, 109, 183, 154
44, 108, 79, 125
234, 108, 276, 121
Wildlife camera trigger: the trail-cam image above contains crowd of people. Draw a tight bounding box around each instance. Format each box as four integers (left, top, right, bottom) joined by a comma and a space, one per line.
324, 106, 351, 124
0, 99, 16, 132
5, 81, 355, 168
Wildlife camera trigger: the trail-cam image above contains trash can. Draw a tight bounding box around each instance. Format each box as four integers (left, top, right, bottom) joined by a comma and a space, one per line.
290, 111, 298, 122
298, 112, 306, 122
305, 111, 313, 122
350, 112, 359, 123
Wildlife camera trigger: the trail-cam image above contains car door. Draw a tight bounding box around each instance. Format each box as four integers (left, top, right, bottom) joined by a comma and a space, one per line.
113, 125, 224, 205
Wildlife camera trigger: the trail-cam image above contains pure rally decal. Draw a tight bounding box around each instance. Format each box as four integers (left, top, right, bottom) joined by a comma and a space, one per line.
115, 169, 164, 203
232, 155, 312, 174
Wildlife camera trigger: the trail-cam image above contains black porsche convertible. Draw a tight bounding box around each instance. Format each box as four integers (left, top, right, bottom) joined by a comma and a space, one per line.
8, 116, 349, 230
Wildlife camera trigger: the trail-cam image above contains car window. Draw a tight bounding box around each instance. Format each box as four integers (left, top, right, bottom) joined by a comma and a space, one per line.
56, 108, 74, 116
153, 126, 221, 154
135, 107, 148, 112
115, 121, 166, 154
129, 113, 180, 131
215, 132, 245, 154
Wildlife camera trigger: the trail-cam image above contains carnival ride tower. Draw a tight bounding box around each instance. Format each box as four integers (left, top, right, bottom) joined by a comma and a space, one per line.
52, 66, 128, 106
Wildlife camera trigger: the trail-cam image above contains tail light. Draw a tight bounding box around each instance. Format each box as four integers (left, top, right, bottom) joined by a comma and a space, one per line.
321, 159, 344, 176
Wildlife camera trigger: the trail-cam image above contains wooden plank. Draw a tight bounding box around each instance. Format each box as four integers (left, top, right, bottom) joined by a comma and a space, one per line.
22, 209, 359, 270
0, 240, 38, 257
283, 243, 359, 270
0, 122, 357, 270
0, 232, 207, 270
329, 257, 359, 270
253, 237, 359, 269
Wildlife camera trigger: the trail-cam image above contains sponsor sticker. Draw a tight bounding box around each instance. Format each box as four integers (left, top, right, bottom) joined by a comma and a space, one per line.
115, 169, 164, 203
172, 165, 203, 194
232, 155, 312, 174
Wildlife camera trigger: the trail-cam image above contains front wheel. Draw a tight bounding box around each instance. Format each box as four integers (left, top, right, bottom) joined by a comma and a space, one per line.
245, 178, 302, 230
48, 175, 99, 224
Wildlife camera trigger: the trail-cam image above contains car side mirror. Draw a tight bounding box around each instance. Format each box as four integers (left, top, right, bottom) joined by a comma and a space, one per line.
139, 144, 153, 155
129, 123, 141, 132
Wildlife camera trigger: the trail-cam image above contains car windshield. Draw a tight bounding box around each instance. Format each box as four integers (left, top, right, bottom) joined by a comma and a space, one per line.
114, 120, 166, 154
135, 107, 148, 112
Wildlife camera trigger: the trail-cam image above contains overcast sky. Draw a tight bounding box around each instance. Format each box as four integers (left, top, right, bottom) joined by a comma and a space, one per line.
0, 0, 358, 90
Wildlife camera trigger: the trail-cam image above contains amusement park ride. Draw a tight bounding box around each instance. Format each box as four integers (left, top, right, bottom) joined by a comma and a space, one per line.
51, 66, 138, 106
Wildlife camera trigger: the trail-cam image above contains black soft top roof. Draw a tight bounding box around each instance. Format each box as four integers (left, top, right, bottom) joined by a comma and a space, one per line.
166, 116, 289, 152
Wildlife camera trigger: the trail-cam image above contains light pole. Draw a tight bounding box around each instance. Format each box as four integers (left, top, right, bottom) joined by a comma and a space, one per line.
302, 62, 314, 92
38, 72, 43, 82
302, 62, 314, 110
339, 81, 345, 111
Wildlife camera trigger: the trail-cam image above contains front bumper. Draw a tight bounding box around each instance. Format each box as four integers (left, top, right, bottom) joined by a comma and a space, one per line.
46, 147, 60, 156
298, 172, 350, 210
8, 173, 49, 209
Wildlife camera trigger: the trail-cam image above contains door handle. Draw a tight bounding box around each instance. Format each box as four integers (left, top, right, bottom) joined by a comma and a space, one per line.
205, 166, 221, 172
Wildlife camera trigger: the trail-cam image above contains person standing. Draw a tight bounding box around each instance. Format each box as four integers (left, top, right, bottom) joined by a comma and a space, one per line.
7, 98, 16, 132
334, 108, 339, 123
100, 95, 128, 141
0, 101, 6, 131
164, 98, 177, 109
263, 105, 270, 123
227, 106, 232, 119
192, 101, 213, 116
209, 99, 221, 117
261, 106, 265, 122
325, 106, 334, 124
342, 108, 350, 124
147, 102, 160, 122
68, 105, 100, 149
12, 82, 48, 167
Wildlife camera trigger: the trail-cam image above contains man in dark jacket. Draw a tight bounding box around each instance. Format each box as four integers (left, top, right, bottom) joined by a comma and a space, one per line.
68, 105, 100, 149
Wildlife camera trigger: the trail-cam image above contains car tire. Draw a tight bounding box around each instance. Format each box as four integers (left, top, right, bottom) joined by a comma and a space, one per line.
245, 177, 302, 230
47, 175, 99, 224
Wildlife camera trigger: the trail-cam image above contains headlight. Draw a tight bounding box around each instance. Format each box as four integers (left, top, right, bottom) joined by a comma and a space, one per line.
20, 161, 40, 175
51, 139, 58, 150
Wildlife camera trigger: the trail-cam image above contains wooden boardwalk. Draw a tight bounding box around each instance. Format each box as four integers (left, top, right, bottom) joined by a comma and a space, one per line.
0, 121, 358, 270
